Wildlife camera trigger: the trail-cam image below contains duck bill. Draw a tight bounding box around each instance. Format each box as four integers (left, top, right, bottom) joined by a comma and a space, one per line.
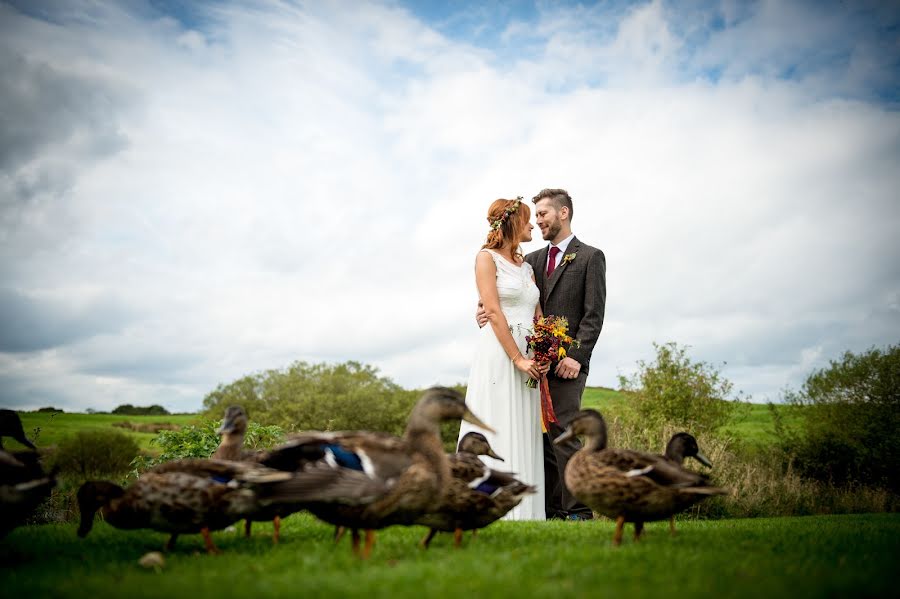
462, 410, 495, 434
553, 426, 575, 446
695, 452, 713, 468
487, 449, 504, 461
217, 416, 237, 435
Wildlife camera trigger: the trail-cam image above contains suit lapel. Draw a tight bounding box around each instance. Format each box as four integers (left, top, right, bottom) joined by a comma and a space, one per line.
545, 237, 581, 300
534, 245, 549, 297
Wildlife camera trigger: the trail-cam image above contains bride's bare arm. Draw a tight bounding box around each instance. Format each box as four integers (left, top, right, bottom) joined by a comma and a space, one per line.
475, 252, 541, 379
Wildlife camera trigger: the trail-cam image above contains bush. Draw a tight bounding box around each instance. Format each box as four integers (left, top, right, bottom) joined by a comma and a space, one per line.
781, 343, 900, 492
53, 430, 140, 478
111, 404, 169, 416
618, 342, 743, 435
202, 361, 419, 437
130, 420, 285, 476
35, 406, 63, 413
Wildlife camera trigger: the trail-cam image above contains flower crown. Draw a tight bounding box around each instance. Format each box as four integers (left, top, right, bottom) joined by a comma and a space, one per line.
489, 197, 523, 231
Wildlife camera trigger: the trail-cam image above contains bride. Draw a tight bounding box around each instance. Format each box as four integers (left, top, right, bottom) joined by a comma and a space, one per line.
458, 197, 547, 521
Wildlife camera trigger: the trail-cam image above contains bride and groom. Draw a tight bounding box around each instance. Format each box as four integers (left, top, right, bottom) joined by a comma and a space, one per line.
458, 189, 607, 521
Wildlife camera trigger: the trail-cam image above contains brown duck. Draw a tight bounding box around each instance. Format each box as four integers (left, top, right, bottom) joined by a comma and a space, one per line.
77, 457, 377, 553
416, 431, 537, 548
554, 409, 727, 545
250, 387, 493, 558
661, 432, 714, 535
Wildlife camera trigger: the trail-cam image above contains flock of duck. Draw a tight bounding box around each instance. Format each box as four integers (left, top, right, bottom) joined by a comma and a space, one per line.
0, 388, 727, 557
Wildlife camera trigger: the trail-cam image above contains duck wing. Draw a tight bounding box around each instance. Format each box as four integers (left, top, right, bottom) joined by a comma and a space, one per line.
599, 449, 710, 488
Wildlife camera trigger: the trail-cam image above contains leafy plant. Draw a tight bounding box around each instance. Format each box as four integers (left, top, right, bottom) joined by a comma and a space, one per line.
53, 430, 140, 478
130, 419, 285, 476
781, 343, 900, 492
618, 342, 743, 435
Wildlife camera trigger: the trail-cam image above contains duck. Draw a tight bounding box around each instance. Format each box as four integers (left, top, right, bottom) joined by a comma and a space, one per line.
250, 386, 493, 558
554, 409, 728, 545
0, 409, 37, 451
77, 457, 378, 553
211, 405, 297, 543
0, 410, 55, 538
661, 432, 714, 535
416, 431, 537, 548
1, 449, 56, 538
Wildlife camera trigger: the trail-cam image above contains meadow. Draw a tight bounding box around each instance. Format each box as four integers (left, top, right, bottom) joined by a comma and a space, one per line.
2, 513, 896, 598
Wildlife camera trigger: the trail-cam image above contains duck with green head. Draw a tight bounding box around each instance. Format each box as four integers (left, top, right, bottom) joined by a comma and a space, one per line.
554, 409, 728, 545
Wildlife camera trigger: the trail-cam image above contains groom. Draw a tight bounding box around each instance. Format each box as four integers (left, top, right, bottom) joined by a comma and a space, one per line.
528, 189, 606, 520
480, 188, 606, 520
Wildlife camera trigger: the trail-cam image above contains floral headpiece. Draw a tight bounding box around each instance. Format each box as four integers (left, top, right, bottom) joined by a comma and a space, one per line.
489, 197, 523, 231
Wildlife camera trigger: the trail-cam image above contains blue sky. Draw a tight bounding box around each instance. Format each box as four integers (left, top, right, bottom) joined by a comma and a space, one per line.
0, 0, 898, 412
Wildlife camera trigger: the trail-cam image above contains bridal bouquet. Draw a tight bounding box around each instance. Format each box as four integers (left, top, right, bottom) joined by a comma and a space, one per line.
525, 315, 580, 432
524, 315, 579, 388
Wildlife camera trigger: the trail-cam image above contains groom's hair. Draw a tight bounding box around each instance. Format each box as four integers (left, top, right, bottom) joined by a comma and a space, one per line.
532, 188, 573, 221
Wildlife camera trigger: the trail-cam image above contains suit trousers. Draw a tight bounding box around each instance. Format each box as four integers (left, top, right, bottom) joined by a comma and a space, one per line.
542, 371, 592, 518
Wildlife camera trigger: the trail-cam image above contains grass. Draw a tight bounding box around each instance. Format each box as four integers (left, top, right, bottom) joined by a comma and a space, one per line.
1, 513, 897, 598
11, 413, 198, 453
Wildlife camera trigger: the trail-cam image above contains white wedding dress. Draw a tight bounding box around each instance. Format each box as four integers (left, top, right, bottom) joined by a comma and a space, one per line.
458, 249, 545, 521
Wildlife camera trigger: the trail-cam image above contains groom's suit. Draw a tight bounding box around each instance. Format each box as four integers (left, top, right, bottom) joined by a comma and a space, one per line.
526, 237, 606, 518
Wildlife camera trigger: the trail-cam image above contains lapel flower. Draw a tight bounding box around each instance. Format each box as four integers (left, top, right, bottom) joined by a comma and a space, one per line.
562, 252, 576, 265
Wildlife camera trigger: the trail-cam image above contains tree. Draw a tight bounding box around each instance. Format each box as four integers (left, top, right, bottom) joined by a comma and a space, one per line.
785, 343, 900, 491
618, 342, 742, 435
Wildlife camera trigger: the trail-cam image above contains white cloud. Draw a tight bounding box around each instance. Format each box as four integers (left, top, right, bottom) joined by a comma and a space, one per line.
0, 0, 897, 411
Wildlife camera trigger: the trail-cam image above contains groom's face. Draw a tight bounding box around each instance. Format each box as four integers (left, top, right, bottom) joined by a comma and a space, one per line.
535, 199, 562, 242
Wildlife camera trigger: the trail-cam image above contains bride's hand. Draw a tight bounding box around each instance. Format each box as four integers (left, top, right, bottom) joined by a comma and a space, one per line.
514, 356, 541, 379
537, 361, 551, 377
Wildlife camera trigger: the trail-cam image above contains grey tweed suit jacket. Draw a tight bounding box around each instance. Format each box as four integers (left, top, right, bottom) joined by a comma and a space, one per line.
525, 237, 606, 375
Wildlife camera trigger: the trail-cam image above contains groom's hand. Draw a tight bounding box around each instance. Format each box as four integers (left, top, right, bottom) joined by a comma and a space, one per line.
555, 356, 581, 379
475, 301, 489, 328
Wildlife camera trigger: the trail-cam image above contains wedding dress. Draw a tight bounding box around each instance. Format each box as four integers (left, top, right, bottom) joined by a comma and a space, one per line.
458, 249, 545, 521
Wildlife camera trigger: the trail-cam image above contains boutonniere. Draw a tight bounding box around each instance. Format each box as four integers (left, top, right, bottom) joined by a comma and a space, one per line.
562, 252, 576, 265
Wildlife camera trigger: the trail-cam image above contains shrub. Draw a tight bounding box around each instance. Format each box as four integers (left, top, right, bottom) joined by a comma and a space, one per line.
202, 361, 419, 437
53, 430, 140, 478
35, 406, 63, 413
781, 343, 900, 492
130, 420, 285, 476
618, 342, 743, 436
111, 404, 169, 416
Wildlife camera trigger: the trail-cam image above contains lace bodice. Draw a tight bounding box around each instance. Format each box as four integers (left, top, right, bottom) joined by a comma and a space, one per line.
481, 249, 540, 328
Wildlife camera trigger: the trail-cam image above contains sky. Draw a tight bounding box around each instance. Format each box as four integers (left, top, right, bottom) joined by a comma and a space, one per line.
0, 0, 898, 413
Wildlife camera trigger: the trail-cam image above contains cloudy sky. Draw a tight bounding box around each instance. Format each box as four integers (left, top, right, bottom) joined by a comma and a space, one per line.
0, 0, 898, 412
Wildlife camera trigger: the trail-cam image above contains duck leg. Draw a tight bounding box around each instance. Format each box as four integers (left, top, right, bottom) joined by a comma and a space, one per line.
165, 534, 178, 551
334, 526, 346, 544
244, 519, 253, 538
471, 529, 478, 540
613, 516, 626, 547
361, 530, 376, 560
633, 521, 644, 542
453, 528, 463, 548
350, 528, 361, 556
669, 517, 677, 536
420, 529, 438, 549
201, 527, 221, 554
272, 516, 281, 544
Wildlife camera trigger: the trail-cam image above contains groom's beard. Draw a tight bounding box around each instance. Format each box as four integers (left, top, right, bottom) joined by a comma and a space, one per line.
542, 220, 561, 241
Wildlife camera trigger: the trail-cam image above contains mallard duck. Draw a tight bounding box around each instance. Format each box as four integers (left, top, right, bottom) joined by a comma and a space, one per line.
1, 449, 55, 538
661, 432, 714, 535
77, 457, 377, 553
554, 410, 727, 545
212, 405, 297, 543
416, 431, 537, 548
0, 409, 37, 450
250, 387, 493, 558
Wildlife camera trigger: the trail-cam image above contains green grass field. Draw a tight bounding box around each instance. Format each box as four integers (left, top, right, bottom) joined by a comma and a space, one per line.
11, 412, 198, 452
2, 513, 896, 598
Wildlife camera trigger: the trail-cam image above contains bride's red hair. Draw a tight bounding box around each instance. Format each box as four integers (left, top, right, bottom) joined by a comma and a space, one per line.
482, 198, 531, 262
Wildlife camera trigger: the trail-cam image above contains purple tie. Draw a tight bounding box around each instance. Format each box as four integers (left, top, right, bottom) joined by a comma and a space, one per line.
547, 246, 561, 277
